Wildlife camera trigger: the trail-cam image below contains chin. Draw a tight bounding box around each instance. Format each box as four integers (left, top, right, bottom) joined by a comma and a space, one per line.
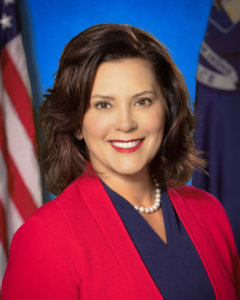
111, 164, 147, 177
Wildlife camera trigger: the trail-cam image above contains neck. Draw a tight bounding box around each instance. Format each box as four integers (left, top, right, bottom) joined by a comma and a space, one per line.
98, 170, 155, 208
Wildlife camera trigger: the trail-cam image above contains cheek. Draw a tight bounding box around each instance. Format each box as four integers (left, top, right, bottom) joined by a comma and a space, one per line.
144, 109, 165, 134
82, 113, 110, 140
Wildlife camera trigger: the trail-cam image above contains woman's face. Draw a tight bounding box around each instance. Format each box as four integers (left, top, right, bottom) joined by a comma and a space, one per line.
78, 58, 166, 179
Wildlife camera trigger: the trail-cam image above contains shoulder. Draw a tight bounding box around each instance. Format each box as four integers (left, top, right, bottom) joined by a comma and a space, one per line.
10, 172, 100, 249
9, 177, 85, 254
3, 208, 80, 300
171, 184, 217, 202
169, 184, 226, 217
25, 176, 86, 227
10, 179, 83, 254
3, 179, 86, 296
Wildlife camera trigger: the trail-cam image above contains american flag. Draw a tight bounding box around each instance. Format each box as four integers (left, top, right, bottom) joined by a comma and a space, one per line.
0, 0, 42, 294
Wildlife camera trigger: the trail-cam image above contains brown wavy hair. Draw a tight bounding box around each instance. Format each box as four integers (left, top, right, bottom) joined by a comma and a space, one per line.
40, 23, 204, 195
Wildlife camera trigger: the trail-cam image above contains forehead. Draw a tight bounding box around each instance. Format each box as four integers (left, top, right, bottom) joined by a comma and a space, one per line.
91, 58, 161, 96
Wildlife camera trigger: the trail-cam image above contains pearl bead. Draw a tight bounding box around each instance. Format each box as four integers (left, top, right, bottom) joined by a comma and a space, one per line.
134, 180, 161, 214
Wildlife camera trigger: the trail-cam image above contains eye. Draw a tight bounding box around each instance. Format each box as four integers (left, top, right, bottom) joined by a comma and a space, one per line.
94, 102, 112, 109
135, 98, 152, 107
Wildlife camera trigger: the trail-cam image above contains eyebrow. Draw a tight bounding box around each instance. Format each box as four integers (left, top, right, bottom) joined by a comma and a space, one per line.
133, 91, 157, 98
90, 90, 157, 100
91, 95, 114, 100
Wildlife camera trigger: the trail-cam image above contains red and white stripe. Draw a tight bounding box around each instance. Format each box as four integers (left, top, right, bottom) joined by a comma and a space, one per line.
0, 34, 42, 293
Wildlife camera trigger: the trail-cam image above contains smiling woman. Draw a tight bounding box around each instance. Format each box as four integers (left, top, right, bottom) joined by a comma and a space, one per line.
77, 58, 166, 191
2, 23, 240, 300
39, 24, 203, 196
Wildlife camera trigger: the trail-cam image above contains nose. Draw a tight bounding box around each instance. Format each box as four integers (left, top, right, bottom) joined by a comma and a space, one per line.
114, 106, 137, 132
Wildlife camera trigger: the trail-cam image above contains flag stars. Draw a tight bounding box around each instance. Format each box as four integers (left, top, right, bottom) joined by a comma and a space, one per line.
0, 13, 12, 30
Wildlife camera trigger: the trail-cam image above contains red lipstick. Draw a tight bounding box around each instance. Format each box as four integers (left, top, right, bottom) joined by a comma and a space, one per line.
110, 139, 144, 153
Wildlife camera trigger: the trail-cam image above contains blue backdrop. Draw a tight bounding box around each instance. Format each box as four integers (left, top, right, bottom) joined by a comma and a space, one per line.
19, 0, 212, 201
22, 0, 212, 105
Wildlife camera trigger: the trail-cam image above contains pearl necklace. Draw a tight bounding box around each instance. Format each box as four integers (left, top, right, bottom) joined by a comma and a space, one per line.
134, 180, 161, 214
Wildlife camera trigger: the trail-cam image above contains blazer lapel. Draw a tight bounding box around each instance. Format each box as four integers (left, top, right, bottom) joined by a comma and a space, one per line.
77, 171, 163, 299
168, 188, 237, 300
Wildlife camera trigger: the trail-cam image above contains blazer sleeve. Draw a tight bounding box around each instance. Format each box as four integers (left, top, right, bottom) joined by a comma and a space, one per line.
2, 214, 80, 300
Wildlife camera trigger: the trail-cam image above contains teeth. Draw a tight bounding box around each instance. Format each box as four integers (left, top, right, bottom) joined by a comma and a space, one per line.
111, 140, 141, 148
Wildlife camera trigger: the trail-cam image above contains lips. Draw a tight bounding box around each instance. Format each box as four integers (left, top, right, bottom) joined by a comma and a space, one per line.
109, 138, 144, 153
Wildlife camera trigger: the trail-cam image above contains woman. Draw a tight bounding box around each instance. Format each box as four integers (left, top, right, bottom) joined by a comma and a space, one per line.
2, 23, 240, 299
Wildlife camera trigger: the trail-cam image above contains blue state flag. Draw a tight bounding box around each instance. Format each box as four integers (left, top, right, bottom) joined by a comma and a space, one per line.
192, 0, 240, 253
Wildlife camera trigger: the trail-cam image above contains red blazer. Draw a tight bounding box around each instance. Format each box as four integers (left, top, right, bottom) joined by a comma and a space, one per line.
3, 171, 240, 299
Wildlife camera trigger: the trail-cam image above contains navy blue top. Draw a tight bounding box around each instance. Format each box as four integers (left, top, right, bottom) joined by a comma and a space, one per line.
102, 182, 216, 300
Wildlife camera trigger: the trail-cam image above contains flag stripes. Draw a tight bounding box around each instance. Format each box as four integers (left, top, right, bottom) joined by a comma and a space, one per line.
1, 47, 35, 145
0, 2, 42, 295
2, 85, 41, 206
6, 36, 32, 97
8, 153, 38, 220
